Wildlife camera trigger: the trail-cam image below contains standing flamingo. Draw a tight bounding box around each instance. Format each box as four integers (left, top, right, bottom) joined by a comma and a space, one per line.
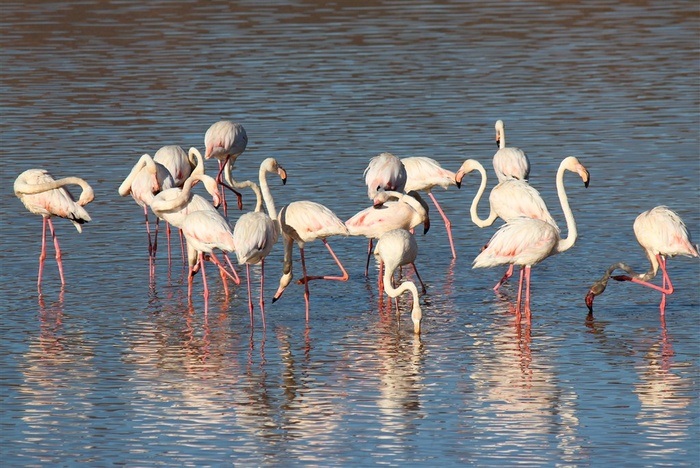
585, 206, 699, 316
456, 158, 563, 289
472, 156, 590, 318
364, 152, 407, 199
204, 120, 248, 215
374, 228, 423, 334
233, 158, 287, 328
181, 210, 238, 302
272, 200, 349, 320
493, 119, 530, 182
402, 156, 459, 259
118, 153, 174, 258
346, 190, 429, 292
14, 169, 94, 288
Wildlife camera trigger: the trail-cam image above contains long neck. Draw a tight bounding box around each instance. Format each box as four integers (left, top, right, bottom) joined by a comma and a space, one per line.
499, 128, 506, 149
555, 163, 578, 253
224, 163, 263, 211
469, 162, 498, 228
151, 174, 204, 212
188, 148, 205, 175
118, 154, 155, 196
382, 266, 422, 333
17, 176, 94, 206
259, 165, 277, 219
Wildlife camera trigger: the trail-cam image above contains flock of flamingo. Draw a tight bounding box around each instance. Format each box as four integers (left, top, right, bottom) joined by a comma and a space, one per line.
14, 120, 699, 333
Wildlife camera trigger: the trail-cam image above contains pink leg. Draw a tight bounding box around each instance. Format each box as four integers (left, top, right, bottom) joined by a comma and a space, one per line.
246, 264, 254, 328
47, 219, 65, 286
298, 239, 350, 283
187, 264, 194, 298
378, 259, 385, 297
143, 205, 154, 257
259, 260, 266, 329
38, 217, 49, 288
215, 157, 243, 216
199, 252, 209, 301
209, 253, 238, 283
515, 267, 525, 317
223, 252, 241, 285
178, 228, 186, 265
411, 262, 426, 295
494, 264, 514, 291
300, 247, 311, 321
524, 265, 532, 320
166, 222, 172, 266
152, 217, 160, 258
365, 238, 374, 276
612, 254, 674, 315
428, 192, 456, 259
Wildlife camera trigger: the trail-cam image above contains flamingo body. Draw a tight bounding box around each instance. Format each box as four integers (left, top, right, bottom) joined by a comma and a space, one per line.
493, 119, 530, 182
154, 145, 194, 187
364, 152, 407, 199
346, 191, 430, 239
204, 121, 248, 161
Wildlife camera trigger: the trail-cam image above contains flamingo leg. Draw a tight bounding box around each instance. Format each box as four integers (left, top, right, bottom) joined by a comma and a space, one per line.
300, 247, 311, 321
38, 217, 49, 288
215, 158, 243, 216
207, 253, 229, 297
222, 253, 241, 285
200, 252, 209, 301
246, 264, 254, 328
515, 266, 525, 318
428, 192, 456, 259
494, 264, 515, 291
524, 265, 532, 320
178, 228, 186, 265
259, 260, 266, 329
143, 205, 154, 257
152, 217, 160, 258
612, 254, 674, 315
297, 239, 349, 283
47, 219, 65, 286
411, 262, 426, 295
365, 238, 374, 276
378, 259, 385, 297
166, 222, 172, 266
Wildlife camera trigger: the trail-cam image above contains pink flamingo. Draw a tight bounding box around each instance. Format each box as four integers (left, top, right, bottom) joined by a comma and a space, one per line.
472, 156, 590, 318
181, 209, 238, 302
204, 120, 248, 215
118, 153, 174, 258
14, 169, 94, 288
272, 200, 349, 320
456, 158, 562, 289
493, 119, 530, 182
585, 206, 699, 316
233, 158, 287, 329
402, 156, 459, 259
364, 152, 407, 199
374, 228, 423, 334
346, 190, 429, 293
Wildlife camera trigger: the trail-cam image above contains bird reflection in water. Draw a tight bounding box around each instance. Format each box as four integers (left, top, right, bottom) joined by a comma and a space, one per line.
37, 288, 66, 359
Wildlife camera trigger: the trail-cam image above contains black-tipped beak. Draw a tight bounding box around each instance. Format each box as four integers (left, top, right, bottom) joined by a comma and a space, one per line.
423, 220, 431, 235
272, 295, 280, 303
585, 291, 595, 312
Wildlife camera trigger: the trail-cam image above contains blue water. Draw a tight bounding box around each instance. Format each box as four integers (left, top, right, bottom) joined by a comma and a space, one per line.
1, 1, 698, 466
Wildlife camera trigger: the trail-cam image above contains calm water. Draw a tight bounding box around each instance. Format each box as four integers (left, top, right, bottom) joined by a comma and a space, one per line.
2, 1, 699, 466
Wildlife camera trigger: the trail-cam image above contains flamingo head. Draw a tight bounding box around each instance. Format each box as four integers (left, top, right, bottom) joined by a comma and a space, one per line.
584, 281, 607, 313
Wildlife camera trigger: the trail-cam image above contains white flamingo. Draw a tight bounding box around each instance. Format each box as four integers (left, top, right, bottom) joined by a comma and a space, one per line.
473, 156, 590, 318
233, 157, 287, 328
493, 119, 530, 182
204, 120, 248, 215
585, 206, 699, 316
374, 228, 423, 334
15, 169, 94, 288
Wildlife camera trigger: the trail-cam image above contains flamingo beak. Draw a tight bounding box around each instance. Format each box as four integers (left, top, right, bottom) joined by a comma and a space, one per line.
423, 219, 431, 235
455, 171, 464, 189
278, 167, 287, 185
585, 290, 595, 312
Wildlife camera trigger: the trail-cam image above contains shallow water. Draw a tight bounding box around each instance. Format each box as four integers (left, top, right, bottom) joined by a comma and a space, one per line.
2, 1, 699, 466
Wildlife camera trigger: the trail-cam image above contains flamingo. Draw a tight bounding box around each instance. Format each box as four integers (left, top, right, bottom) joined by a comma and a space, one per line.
374, 228, 423, 334
14, 169, 94, 288
204, 120, 248, 215
181, 210, 238, 302
402, 156, 459, 259
272, 200, 350, 320
118, 153, 174, 258
233, 157, 287, 329
493, 119, 530, 182
472, 156, 590, 318
455, 158, 563, 289
364, 152, 407, 199
346, 190, 429, 292
585, 206, 699, 316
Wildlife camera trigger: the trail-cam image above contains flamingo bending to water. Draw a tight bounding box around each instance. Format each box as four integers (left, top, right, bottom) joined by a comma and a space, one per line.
233, 158, 287, 328
204, 120, 248, 215
402, 156, 459, 259
375, 228, 423, 334
14, 169, 94, 288
472, 156, 590, 318
273, 200, 349, 320
585, 206, 699, 316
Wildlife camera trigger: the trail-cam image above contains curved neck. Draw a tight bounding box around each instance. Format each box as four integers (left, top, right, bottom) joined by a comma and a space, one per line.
498, 128, 506, 149
151, 174, 214, 212
555, 162, 578, 253
118, 154, 156, 196
16, 176, 94, 206
224, 162, 263, 212
259, 164, 278, 219
468, 162, 498, 228
188, 148, 206, 175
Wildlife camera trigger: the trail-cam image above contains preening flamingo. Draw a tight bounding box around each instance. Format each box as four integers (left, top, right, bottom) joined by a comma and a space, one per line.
493, 119, 530, 182
456, 158, 562, 289
585, 206, 699, 316
402, 156, 459, 259
118, 153, 174, 258
364, 152, 407, 200
233, 157, 287, 328
154, 145, 196, 188
204, 120, 248, 215
374, 228, 423, 334
272, 200, 349, 320
14, 169, 94, 288
472, 156, 590, 318
181, 209, 238, 302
